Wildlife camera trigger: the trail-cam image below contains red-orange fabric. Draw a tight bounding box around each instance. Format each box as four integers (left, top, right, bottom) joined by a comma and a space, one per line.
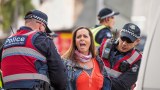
76, 58, 104, 90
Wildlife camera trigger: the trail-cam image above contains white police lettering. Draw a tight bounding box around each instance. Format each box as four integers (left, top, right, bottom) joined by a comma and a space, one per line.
5, 37, 25, 43
4, 36, 27, 48
121, 29, 139, 38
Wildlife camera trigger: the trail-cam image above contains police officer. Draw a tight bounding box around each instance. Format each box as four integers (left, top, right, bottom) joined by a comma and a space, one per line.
91, 8, 119, 47
0, 10, 66, 90
99, 23, 142, 90
0, 70, 3, 89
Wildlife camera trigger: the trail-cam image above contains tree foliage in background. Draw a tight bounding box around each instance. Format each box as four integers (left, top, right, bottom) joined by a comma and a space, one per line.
0, 0, 34, 33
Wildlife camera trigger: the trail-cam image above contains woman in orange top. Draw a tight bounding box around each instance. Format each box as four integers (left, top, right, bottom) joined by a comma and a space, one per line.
62, 26, 111, 90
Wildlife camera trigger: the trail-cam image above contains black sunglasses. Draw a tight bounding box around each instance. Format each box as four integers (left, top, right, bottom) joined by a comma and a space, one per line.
120, 37, 133, 43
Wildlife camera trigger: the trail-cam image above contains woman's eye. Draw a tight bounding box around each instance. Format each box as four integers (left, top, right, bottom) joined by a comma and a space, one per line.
77, 35, 81, 38
83, 35, 88, 38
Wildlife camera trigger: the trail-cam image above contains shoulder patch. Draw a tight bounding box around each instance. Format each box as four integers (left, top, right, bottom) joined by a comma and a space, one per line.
4, 35, 27, 48
101, 28, 112, 38
106, 32, 112, 38
131, 65, 139, 73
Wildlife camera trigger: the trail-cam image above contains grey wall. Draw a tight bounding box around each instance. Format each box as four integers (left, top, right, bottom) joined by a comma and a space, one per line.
74, 0, 97, 28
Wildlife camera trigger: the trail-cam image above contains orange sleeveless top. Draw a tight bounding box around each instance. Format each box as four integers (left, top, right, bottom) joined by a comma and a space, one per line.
76, 58, 104, 90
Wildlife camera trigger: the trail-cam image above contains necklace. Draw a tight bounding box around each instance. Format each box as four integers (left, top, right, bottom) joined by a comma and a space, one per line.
81, 60, 93, 69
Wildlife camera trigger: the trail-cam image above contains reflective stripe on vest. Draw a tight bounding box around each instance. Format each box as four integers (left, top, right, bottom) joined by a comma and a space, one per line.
91, 25, 106, 47
2, 47, 46, 61
3, 73, 50, 84
105, 66, 122, 78
105, 51, 140, 78
127, 51, 139, 64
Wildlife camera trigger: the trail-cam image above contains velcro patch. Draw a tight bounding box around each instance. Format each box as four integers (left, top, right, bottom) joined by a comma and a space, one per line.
4, 35, 27, 48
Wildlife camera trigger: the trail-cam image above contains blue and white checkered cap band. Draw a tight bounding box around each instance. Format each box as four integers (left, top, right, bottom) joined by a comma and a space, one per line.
121, 29, 140, 38
100, 12, 115, 19
29, 15, 47, 25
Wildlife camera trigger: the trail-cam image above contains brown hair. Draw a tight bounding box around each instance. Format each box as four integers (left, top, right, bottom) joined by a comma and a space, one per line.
62, 26, 96, 60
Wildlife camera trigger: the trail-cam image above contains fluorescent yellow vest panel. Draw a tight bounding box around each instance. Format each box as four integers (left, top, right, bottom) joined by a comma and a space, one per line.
91, 25, 107, 47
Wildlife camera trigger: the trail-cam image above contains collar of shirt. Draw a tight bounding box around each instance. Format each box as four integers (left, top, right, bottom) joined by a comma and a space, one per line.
17, 26, 33, 32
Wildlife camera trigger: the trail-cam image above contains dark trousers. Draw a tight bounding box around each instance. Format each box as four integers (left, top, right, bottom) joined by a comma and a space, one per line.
5, 88, 35, 90
5, 81, 54, 90
6, 87, 54, 90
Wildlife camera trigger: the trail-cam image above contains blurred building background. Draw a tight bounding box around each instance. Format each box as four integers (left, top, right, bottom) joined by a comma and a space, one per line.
0, 0, 155, 55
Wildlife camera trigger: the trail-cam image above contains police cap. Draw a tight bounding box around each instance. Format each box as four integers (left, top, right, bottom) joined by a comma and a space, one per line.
121, 23, 141, 42
24, 10, 52, 33
98, 8, 119, 20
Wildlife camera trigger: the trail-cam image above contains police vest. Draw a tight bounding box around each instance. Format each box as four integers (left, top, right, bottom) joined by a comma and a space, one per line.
91, 25, 108, 47
1, 30, 50, 84
101, 41, 142, 78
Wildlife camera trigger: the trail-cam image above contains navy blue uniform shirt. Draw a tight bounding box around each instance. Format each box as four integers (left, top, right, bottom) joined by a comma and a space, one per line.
94, 25, 112, 45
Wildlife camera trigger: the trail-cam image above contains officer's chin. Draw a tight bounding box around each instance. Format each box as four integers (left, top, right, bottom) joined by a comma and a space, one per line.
119, 48, 128, 53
